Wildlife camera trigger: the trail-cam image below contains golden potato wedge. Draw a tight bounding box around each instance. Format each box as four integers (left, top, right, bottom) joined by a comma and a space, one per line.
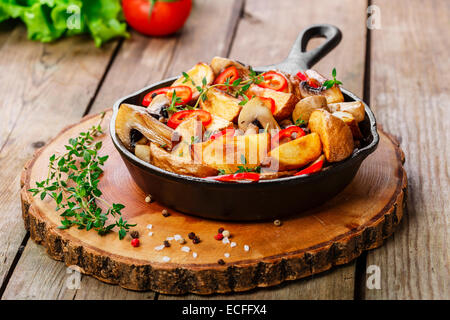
292, 96, 328, 124
193, 133, 269, 174
115, 104, 174, 151
205, 114, 233, 133
171, 117, 204, 160
332, 111, 363, 139
172, 63, 214, 99
150, 143, 217, 177
247, 84, 298, 121
135, 144, 151, 163
199, 87, 242, 122
328, 101, 365, 122
269, 133, 322, 170
308, 110, 354, 162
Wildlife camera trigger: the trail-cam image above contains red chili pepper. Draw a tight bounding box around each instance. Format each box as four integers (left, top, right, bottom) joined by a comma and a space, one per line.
260, 97, 276, 114
131, 238, 140, 247
142, 85, 192, 107
214, 233, 224, 241
214, 66, 239, 90
258, 71, 288, 92
296, 71, 308, 81
167, 109, 212, 129
295, 155, 325, 176
209, 172, 260, 182
210, 128, 235, 140
296, 71, 321, 88
271, 126, 305, 149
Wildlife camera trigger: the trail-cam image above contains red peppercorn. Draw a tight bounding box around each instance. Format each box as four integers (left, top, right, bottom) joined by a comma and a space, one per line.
214, 233, 224, 241
131, 238, 140, 247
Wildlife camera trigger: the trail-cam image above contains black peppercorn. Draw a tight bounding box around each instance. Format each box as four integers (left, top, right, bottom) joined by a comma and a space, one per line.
188, 232, 196, 240
218, 227, 224, 234
192, 237, 200, 244
217, 259, 225, 265
130, 230, 139, 239
163, 240, 170, 247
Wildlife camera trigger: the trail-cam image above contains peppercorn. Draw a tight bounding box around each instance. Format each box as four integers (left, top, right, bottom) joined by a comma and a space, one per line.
218, 227, 224, 234
217, 259, 225, 265
274, 219, 282, 226
163, 240, 170, 247
131, 238, 140, 247
130, 230, 139, 239
188, 232, 196, 240
192, 237, 201, 244
222, 230, 230, 238
162, 209, 170, 217
214, 233, 224, 241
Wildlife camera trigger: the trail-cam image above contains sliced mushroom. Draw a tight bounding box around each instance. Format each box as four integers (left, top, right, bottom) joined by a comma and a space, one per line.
292, 96, 328, 124
238, 97, 280, 133
146, 94, 170, 120
299, 69, 344, 104
210, 56, 250, 78
115, 104, 174, 151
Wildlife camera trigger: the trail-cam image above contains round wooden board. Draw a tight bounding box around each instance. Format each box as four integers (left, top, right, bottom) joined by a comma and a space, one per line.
20, 110, 407, 295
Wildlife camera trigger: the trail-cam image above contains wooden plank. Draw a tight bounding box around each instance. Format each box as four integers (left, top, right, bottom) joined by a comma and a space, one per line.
1, 0, 245, 300
160, 0, 368, 300
365, 0, 449, 300
0, 26, 119, 297
89, 0, 244, 114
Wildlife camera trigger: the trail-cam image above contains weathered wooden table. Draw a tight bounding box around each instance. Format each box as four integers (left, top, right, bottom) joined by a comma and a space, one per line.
0, 0, 448, 300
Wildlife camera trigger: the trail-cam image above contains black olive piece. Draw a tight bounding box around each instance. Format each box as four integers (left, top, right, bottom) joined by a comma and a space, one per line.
151, 92, 157, 98
300, 81, 323, 95
251, 119, 264, 129
161, 107, 169, 119
129, 129, 143, 148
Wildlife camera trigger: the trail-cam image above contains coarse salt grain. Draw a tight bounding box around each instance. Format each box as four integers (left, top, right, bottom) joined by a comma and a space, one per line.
181, 246, 190, 253
154, 245, 165, 251
222, 237, 230, 244
244, 245, 250, 252
224, 253, 230, 258
230, 242, 236, 248
148, 232, 153, 237
174, 234, 182, 241
162, 256, 170, 262
146, 224, 152, 229
166, 236, 174, 241
192, 252, 198, 258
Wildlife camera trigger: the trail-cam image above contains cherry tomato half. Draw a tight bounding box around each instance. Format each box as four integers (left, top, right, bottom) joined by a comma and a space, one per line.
260, 97, 276, 114
210, 128, 235, 141
214, 66, 239, 90
209, 172, 260, 182
271, 126, 305, 149
167, 109, 212, 129
122, 0, 192, 36
142, 85, 192, 107
295, 155, 325, 176
258, 71, 288, 92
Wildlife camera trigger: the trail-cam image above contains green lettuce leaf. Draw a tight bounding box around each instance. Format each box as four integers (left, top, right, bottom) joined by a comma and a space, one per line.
0, 0, 129, 46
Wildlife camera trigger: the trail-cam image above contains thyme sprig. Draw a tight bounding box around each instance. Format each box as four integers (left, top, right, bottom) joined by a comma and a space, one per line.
28, 113, 135, 240
322, 68, 343, 89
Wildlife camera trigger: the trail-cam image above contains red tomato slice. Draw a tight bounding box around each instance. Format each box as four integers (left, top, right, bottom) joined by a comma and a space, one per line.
142, 85, 192, 107
271, 126, 305, 149
209, 172, 260, 182
214, 66, 239, 90
167, 109, 212, 129
295, 155, 325, 176
258, 71, 288, 92
260, 97, 276, 114
210, 128, 235, 140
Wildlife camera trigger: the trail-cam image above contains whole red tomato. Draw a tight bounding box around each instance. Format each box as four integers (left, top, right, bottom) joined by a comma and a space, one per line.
122, 0, 192, 36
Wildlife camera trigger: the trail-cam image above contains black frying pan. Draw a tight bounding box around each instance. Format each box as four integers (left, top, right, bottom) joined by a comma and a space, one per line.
110, 24, 379, 221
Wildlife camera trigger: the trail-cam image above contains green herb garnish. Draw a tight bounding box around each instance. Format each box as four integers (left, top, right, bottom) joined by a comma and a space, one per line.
295, 119, 306, 126
322, 68, 343, 89
28, 113, 135, 239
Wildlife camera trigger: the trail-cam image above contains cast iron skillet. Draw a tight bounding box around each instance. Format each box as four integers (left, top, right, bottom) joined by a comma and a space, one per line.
110, 24, 379, 221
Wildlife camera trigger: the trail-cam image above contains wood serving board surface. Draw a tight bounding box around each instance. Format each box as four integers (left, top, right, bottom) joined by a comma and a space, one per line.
20, 110, 407, 295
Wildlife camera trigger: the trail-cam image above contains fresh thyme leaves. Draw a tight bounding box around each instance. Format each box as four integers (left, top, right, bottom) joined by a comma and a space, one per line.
295, 119, 306, 126
322, 68, 343, 90
166, 90, 184, 113
28, 113, 135, 240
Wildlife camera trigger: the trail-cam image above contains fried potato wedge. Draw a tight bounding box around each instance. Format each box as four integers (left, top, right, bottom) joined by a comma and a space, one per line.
308, 109, 354, 162
171, 117, 204, 160
328, 101, 365, 122
205, 114, 233, 133
193, 133, 270, 174
135, 144, 151, 163
332, 111, 363, 139
247, 85, 298, 121
115, 104, 174, 151
292, 95, 328, 124
199, 87, 242, 122
269, 133, 322, 170
150, 143, 217, 177
172, 63, 214, 99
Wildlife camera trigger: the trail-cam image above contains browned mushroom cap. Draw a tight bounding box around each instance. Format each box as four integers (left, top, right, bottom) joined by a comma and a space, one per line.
292, 96, 328, 124
146, 94, 170, 119
238, 97, 280, 132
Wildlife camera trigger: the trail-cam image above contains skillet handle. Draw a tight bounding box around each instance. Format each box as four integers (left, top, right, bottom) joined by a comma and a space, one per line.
259, 24, 342, 74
